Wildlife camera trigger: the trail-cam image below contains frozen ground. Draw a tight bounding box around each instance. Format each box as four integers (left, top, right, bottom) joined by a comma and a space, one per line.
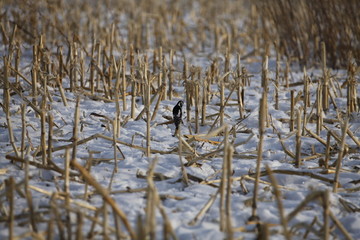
1, 51, 360, 239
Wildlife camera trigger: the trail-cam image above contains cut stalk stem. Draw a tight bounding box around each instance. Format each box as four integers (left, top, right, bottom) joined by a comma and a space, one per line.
6, 177, 15, 238
71, 160, 136, 239
266, 166, 291, 240
322, 42, 329, 111
250, 96, 265, 221
290, 90, 295, 131
324, 131, 331, 169
168, 49, 174, 100
71, 97, 81, 161
47, 113, 53, 164
295, 108, 302, 167
40, 109, 47, 166
333, 120, 348, 193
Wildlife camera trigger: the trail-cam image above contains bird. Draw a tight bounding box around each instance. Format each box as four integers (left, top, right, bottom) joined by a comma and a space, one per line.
173, 100, 184, 135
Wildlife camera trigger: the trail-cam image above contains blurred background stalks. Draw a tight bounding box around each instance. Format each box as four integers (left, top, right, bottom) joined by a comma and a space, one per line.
2, 0, 359, 68
255, 0, 360, 68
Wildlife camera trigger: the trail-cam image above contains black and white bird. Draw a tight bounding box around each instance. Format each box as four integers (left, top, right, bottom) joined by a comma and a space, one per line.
173, 100, 184, 135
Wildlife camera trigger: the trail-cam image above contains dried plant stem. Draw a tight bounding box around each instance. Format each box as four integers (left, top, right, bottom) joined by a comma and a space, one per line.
87, 208, 100, 239
146, 158, 178, 240
4, 58, 19, 158
219, 127, 228, 231
347, 61, 358, 113
220, 74, 225, 126
333, 120, 348, 193
21, 104, 26, 161
158, 47, 163, 91
64, 149, 72, 240
162, 51, 167, 101
151, 85, 164, 121
194, 80, 199, 133
295, 109, 302, 167
250, 96, 265, 221
131, 80, 137, 119
189, 189, 219, 226
145, 56, 151, 158
56, 76, 68, 106
322, 42, 329, 111
158, 204, 177, 240
303, 67, 310, 108
262, 55, 269, 127
271, 118, 296, 158
301, 72, 310, 132
95, 42, 102, 92
47, 133, 175, 156
113, 57, 121, 138
323, 124, 342, 144
103, 202, 109, 239
290, 90, 295, 131
113, 119, 118, 171
137, 214, 146, 240
201, 72, 208, 125
32, 45, 38, 106
6, 154, 76, 176
69, 43, 75, 92
83, 152, 93, 200
257, 169, 334, 184
178, 127, 189, 186
24, 156, 38, 232
266, 166, 291, 240
113, 210, 123, 240
5, 77, 41, 115
329, 211, 353, 240
47, 113, 53, 164
168, 49, 174, 100
50, 193, 65, 239
275, 52, 280, 110
89, 40, 95, 94
316, 82, 323, 134
108, 121, 119, 191
64, 149, 70, 194
285, 58, 289, 88
71, 160, 136, 239
135, 84, 163, 121
145, 158, 157, 239
302, 216, 318, 239
14, 41, 20, 83
80, 51, 85, 89
237, 80, 244, 119
305, 127, 327, 147
76, 212, 84, 240
106, 56, 113, 100
322, 190, 330, 239
324, 131, 331, 169
8, 62, 31, 85
287, 191, 324, 222
57, 45, 64, 79
72, 97, 80, 161
122, 56, 127, 111
225, 139, 234, 238
346, 128, 360, 147
184, 59, 191, 121
6, 177, 14, 239
47, 207, 54, 240
208, 82, 236, 133
40, 110, 47, 166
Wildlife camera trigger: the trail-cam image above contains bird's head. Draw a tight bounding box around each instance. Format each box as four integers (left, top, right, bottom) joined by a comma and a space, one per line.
177, 100, 184, 108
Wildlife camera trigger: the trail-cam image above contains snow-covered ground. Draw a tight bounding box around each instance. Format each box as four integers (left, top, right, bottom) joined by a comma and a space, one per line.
1, 47, 360, 239
0, 1, 359, 238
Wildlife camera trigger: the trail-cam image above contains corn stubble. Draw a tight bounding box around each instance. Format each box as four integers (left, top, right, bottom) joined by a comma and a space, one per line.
0, 0, 359, 239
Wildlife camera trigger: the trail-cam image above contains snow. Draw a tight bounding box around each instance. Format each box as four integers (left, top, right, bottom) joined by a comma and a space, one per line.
1, 41, 360, 240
